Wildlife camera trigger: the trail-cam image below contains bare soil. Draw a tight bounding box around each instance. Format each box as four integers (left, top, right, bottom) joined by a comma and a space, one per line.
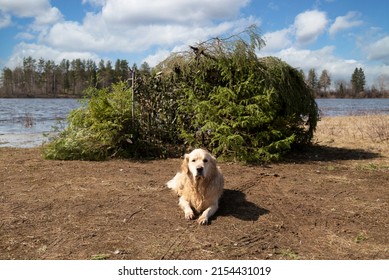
1, 116, 388, 260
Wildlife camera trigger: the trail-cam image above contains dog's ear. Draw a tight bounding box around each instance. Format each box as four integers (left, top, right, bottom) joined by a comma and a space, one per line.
209, 154, 217, 165
181, 153, 190, 174
207, 154, 217, 175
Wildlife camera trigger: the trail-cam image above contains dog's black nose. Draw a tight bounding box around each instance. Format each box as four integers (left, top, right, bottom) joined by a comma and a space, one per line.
197, 167, 204, 174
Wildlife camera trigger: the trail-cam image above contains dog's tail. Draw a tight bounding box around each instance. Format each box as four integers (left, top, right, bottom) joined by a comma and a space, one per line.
166, 172, 182, 194
166, 179, 176, 189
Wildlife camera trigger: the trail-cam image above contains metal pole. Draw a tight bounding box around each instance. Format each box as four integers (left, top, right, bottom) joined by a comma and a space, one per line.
131, 66, 135, 129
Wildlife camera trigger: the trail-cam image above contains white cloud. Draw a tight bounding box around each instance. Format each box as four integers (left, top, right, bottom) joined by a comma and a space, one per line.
261, 45, 365, 86
267, 1, 279, 11
143, 49, 172, 67
3, 1, 386, 89
365, 36, 389, 65
38, 2, 258, 55
0, 0, 51, 18
257, 8, 387, 88
263, 28, 293, 51
6, 42, 100, 69
276, 46, 340, 71
15, 32, 35, 41
0, 0, 63, 31
101, 0, 250, 26
261, 45, 389, 88
0, 11, 11, 28
42, 21, 104, 52
33, 7, 63, 27
143, 44, 191, 67
373, 73, 389, 90
329, 11, 363, 36
6, 0, 257, 70
262, 10, 329, 51
82, 0, 107, 6
41, 17, 252, 54
294, 10, 328, 45
368, 66, 389, 89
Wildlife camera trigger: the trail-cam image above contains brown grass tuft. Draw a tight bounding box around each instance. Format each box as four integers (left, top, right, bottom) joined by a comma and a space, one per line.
314, 115, 389, 156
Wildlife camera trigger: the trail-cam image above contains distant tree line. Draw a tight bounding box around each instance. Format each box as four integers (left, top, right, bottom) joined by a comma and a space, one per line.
1, 56, 388, 98
0, 56, 150, 98
303, 67, 389, 98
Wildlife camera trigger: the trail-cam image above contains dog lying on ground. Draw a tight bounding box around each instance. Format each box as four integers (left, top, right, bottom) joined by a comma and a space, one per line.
167, 148, 224, 225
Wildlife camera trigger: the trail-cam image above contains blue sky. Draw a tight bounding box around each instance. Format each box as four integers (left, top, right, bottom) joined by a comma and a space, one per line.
1, 0, 388, 89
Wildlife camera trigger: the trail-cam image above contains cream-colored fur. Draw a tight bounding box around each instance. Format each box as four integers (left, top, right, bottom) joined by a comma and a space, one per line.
167, 149, 224, 225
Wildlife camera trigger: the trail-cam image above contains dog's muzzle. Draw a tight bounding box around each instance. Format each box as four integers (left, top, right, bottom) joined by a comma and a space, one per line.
195, 167, 204, 177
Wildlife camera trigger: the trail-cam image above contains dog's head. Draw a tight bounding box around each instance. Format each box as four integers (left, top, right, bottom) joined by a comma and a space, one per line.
181, 148, 216, 180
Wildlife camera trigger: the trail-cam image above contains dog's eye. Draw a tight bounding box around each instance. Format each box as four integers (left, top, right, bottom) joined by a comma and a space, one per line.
191, 159, 196, 162
203, 159, 208, 163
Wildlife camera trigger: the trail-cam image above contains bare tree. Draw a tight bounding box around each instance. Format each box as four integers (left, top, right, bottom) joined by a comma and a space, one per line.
318, 69, 331, 94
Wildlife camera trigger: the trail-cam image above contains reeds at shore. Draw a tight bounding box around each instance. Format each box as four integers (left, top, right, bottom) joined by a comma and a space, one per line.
315, 114, 389, 156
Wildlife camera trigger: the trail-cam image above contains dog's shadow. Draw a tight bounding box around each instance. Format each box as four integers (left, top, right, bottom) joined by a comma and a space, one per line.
217, 189, 269, 222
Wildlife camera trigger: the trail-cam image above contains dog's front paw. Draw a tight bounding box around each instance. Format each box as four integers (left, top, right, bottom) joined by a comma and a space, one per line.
184, 211, 195, 220
197, 216, 209, 225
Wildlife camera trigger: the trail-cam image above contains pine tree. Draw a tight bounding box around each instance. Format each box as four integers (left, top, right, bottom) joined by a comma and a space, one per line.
155, 26, 318, 162
306, 69, 317, 89
351, 67, 366, 94
335, 80, 347, 98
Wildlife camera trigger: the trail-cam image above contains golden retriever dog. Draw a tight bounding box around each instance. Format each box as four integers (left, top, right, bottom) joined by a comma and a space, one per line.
167, 148, 224, 225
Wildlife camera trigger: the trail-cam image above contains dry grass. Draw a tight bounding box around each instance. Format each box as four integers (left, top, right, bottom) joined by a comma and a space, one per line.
314, 115, 389, 157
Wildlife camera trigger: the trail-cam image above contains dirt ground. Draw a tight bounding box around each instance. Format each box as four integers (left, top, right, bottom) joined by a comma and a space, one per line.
1, 115, 388, 260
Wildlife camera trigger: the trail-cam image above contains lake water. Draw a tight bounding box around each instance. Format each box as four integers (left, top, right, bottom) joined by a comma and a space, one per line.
0, 98, 81, 148
316, 98, 389, 116
1, 98, 388, 148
